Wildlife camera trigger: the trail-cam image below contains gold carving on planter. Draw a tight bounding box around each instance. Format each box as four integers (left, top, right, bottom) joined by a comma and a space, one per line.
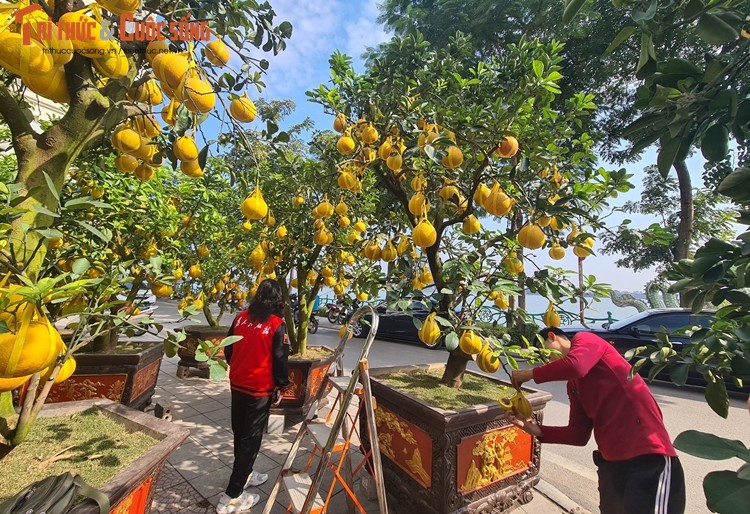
283, 369, 302, 399
131, 360, 160, 400
111, 493, 133, 514
308, 364, 330, 397
46, 375, 127, 403
374, 406, 432, 488
458, 425, 532, 494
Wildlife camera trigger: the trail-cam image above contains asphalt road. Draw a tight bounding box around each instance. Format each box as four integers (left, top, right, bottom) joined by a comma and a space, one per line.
150, 301, 749, 514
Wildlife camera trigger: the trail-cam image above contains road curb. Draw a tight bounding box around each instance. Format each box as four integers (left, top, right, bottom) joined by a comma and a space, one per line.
535, 479, 590, 514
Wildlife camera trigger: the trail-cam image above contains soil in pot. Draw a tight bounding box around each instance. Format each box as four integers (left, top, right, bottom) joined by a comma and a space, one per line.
0, 408, 157, 502
289, 346, 334, 361
377, 368, 516, 410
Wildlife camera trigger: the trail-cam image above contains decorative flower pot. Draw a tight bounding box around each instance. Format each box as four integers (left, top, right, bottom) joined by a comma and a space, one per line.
274, 346, 336, 418
176, 325, 229, 379
34, 399, 188, 514
364, 363, 552, 514
20, 341, 164, 411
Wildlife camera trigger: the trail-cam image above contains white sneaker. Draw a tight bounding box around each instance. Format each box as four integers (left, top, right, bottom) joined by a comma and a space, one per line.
215, 491, 260, 514
245, 470, 268, 487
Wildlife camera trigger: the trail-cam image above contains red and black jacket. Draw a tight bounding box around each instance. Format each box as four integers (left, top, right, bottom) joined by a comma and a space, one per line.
225, 310, 289, 397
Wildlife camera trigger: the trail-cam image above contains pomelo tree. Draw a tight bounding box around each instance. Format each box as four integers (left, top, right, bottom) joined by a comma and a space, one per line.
310, 34, 632, 387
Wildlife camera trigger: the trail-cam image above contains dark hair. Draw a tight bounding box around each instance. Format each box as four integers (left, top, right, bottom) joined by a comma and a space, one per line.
538, 326, 569, 341
247, 279, 284, 322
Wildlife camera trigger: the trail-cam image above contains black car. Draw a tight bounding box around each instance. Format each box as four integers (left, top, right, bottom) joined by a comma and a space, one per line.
351, 301, 438, 348
562, 308, 746, 391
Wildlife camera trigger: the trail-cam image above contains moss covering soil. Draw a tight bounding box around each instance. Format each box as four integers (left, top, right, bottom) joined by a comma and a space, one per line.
377, 368, 517, 411
0, 408, 157, 502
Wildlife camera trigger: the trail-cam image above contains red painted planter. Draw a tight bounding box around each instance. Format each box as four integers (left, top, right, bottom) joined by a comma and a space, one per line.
365, 363, 553, 514
176, 325, 228, 379
274, 346, 336, 417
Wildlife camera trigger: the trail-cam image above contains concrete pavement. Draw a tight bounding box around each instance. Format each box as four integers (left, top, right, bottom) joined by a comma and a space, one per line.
150, 352, 588, 514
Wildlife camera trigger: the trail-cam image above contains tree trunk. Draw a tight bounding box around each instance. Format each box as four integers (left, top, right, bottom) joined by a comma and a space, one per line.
203, 303, 218, 327
673, 160, 694, 307
91, 323, 120, 353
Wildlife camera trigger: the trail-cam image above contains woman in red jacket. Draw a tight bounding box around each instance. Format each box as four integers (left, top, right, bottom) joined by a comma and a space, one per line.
508, 327, 685, 514
216, 279, 289, 514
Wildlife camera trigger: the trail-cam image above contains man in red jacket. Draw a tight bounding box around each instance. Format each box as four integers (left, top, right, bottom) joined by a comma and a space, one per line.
508, 327, 685, 514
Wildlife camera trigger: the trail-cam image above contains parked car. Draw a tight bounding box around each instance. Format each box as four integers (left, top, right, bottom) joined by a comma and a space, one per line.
117, 282, 158, 311
352, 300, 440, 348
563, 308, 747, 392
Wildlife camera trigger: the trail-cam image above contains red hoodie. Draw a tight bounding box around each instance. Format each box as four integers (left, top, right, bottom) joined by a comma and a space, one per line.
533, 332, 676, 461
226, 311, 288, 397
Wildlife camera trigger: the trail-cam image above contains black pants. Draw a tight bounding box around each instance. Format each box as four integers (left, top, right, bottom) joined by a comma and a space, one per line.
226, 391, 271, 497
594, 451, 685, 514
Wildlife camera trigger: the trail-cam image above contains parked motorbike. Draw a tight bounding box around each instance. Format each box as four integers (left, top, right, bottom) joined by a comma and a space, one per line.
326, 300, 353, 325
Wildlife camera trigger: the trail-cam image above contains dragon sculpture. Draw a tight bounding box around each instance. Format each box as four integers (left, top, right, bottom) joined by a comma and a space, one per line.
610, 279, 680, 312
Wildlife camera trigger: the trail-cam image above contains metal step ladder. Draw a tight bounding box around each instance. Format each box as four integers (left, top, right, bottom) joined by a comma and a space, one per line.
261, 306, 388, 514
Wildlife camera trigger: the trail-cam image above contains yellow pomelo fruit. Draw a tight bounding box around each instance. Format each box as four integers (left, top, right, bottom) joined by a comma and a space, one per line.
23, 67, 69, 104
189, 264, 202, 279
441, 146, 463, 168
549, 244, 565, 260
229, 96, 257, 123
333, 113, 347, 133
337, 135, 356, 155
154, 53, 189, 89
96, 0, 141, 15
92, 46, 129, 79
0, 32, 53, 77
459, 329, 482, 354
241, 188, 268, 220
205, 39, 230, 66
134, 163, 155, 181
517, 223, 546, 250
412, 218, 437, 248
0, 319, 63, 378
180, 159, 204, 177
145, 39, 169, 64
174, 136, 199, 161
495, 136, 519, 158
182, 78, 215, 113
57, 13, 111, 52
111, 128, 142, 154
462, 214, 481, 234
132, 115, 161, 138
417, 313, 440, 345
0, 374, 31, 392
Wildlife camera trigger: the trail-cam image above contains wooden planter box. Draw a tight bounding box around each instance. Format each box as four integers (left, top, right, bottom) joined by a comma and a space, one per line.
274, 346, 336, 418
21, 342, 164, 411
38, 399, 189, 514
176, 325, 229, 379
366, 363, 552, 514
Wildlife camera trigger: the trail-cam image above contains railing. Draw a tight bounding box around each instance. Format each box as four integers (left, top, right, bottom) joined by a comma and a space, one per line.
314, 295, 617, 327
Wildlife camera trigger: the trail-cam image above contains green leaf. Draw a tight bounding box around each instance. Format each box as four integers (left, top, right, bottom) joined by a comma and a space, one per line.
42, 171, 59, 202
657, 136, 681, 178
198, 145, 209, 171
562, 0, 586, 24
604, 26, 637, 55
696, 13, 740, 45
32, 204, 59, 218
278, 21, 293, 38
631, 0, 657, 22
674, 430, 750, 460
738, 463, 750, 480
71, 258, 91, 276
209, 359, 228, 381
704, 471, 750, 513
163, 339, 179, 358
669, 363, 690, 386
705, 376, 730, 418
636, 33, 657, 79
76, 221, 111, 243
532, 60, 544, 80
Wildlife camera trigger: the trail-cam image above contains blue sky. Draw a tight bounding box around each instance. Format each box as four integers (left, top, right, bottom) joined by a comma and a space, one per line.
238, 0, 711, 293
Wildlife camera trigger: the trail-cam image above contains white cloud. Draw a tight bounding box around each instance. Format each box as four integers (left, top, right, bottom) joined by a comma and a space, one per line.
343, 0, 391, 63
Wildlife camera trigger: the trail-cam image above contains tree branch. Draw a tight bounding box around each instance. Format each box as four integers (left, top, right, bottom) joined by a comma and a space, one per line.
0, 85, 37, 142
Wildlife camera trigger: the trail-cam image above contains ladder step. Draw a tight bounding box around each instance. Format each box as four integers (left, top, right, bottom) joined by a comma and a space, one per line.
327, 375, 362, 394
282, 473, 325, 514
306, 421, 346, 451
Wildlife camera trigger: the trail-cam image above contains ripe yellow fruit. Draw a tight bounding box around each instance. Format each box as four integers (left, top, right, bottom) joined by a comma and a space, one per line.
335, 201, 348, 216
417, 312, 441, 346
484, 182, 514, 216
134, 163, 155, 181
132, 114, 161, 138
188, 263, 202, 279
361, 125, 379, 144
441, 146, 463, 169
337, 171, 357, 191
513, 393, 533, 419
354, 220, 367, 233
115, 154, 138, 173
93, 47, 129, 79
494, 292, 510, 310
543, 303, 561, 327
549, 243, 566, 260
242, 188, 269, 220
333, 113, 347, 133
173, 268, 184, 280
408, 192, 429, 216
381, 240, 398, 262
111, 128, 142, 154
357, 292, 369, 302
386, 152, 402, 171
338, 216, 350, 228
0, 318, 63, 378
205, 39, 230, 66
517, 223, 546, 250
495, 136, 519, 158
182, 78, 215, 113
419, 266, 432, 285
23, 67, 70, 103
197, 244, 210, 258
276, 225, 288, 238
573, 244, 593, 258
462, 214, 481, 234
337, 135, 356, 155
145, 39, 169, 64
412, 218, 437, 248
473, 183, 491, 207
181, 159, 204, 178
153, 53, 189, 88
230, 96, 257, 123
0, 374, 31, 392
438, 184, 467, 213
459, 329, 482, 354
477, 343, 500, 373
174, 136, 199, 161
151, 282, 173, 298
0, 32, 53, 77
242, 220, 253, 231
293, 195, 305, 206
502, 252, 524, 275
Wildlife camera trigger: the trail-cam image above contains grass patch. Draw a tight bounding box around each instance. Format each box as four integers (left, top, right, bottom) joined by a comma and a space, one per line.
377, 368, 516, 411
0, 408, 157, 502
291, 346, 333, 361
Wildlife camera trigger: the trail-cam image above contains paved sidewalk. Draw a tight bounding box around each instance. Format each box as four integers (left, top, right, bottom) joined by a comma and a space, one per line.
150, 355, 585, 514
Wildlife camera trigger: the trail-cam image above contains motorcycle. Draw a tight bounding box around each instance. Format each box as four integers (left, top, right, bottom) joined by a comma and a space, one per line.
326, 300, 353, 325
